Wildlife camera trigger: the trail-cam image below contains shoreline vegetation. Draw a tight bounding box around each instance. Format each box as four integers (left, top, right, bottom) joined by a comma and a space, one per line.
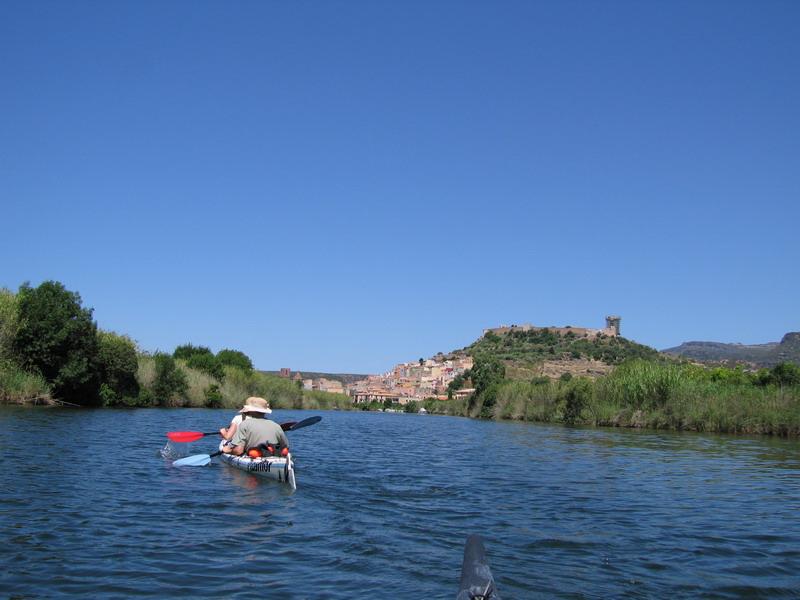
2, 281, 799, 437
0, 282, 350, 412
409, 358, 800, 437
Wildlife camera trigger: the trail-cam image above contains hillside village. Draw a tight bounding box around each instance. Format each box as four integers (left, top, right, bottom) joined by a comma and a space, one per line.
279, 316, 628, 404
279, 355, 474, 404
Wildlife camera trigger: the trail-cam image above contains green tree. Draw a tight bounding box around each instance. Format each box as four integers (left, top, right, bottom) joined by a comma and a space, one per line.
561, 377, 592, 425
13, 281, 101, 405
771, 362, 800, 389
186, 352, 225, 380
152, 352, 187, 405
470, 356, 506, 396
467, 356, 506, 417
173, 344, 213, 361
97, 331, 140, 405
216, 348, 254, 373
447, 373, 466, 400
484, 331, 500, 343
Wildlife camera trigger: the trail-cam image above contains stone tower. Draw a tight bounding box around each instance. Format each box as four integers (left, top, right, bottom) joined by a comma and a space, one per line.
605, 315, 621, 336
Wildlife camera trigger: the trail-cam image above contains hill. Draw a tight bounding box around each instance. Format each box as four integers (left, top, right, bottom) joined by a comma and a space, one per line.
460, 328, 662, 379
662, 332, 800, 367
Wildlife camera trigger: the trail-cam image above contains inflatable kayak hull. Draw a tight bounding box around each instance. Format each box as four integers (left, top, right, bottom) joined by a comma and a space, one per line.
218, 442, 297, 490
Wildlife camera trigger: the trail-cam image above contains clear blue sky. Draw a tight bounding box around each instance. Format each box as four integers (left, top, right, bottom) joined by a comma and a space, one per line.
2, 1, 798, 373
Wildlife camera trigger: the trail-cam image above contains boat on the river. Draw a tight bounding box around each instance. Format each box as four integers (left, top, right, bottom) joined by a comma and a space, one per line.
456, 535, 500, 600
218, 440, 297, 490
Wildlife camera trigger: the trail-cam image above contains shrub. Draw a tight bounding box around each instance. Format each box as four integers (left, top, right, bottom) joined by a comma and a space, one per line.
404, 400, 420, 413
771, 363, 800, 388
135, 387, 156, 407
561, 377, 593, 425
205, 384, 223, 408
12, 281, 101, 405
152, 353, 187, 406
186, 352, 225, 381
216, 349, 254, 373
97, 331, 139, 405
173, 344, 213, 361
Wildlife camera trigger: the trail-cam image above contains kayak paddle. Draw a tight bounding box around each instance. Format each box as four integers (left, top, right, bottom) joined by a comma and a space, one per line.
172, 416, 322, 467
285, 415, 322, 431
167, 416, 321, 443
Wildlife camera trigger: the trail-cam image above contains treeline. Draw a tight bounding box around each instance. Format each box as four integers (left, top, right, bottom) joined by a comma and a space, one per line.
0, 281, 351, 410
423, 356, 800, 436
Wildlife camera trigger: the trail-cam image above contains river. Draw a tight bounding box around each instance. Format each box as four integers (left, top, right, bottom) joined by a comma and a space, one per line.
1, 408, 798, 598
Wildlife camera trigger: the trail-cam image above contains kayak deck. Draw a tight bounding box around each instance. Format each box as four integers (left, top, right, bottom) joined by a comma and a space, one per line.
456, 535, 500, 600
218, 441, 297, 490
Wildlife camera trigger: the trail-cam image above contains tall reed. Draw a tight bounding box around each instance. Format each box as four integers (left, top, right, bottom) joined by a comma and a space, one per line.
0, 360, 52, 404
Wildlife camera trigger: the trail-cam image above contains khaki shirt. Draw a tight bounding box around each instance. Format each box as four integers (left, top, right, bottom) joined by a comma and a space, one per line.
230, 418, 289, 451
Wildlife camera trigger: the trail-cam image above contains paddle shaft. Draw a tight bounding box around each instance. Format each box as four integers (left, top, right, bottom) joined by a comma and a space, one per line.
172, 416, 321, 467
167, 419, 305, 442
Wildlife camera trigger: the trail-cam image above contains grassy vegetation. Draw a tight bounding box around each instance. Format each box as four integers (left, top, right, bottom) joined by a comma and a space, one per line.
0, 280, 353, 410
421, 359, 800, 436
0, 288, 52, 404
131, 354, 353, 411
0, 359, 52, 404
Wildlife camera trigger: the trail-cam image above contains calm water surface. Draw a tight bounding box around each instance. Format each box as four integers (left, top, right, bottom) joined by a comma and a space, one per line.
1, 408, 799, 598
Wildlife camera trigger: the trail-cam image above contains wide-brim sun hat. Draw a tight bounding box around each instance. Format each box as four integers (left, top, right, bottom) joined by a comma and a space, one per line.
239, 396, 272, 414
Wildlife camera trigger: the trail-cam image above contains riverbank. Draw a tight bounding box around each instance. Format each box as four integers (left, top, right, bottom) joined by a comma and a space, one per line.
1, 282, 355, 410
7, 357, 800, 437
414, 359, 800, 437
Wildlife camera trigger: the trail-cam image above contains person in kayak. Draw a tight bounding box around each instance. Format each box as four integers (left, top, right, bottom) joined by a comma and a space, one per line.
221, 397, 289, 457
218, 396, 272, 441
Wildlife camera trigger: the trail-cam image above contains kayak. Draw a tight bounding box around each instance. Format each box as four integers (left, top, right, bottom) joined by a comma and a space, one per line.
456, 535, 500, 600
217, 441, 297, 490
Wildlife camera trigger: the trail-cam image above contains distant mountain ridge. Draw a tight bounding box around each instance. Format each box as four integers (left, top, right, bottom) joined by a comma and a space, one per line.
662, 332, 800, 367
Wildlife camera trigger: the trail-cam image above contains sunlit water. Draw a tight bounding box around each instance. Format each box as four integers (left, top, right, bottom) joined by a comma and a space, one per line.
1, 408, 799, 598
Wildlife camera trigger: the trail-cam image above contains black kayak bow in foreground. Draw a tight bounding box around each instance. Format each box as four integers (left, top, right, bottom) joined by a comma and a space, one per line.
172, 416, 322, 467
456, 535, 500, 600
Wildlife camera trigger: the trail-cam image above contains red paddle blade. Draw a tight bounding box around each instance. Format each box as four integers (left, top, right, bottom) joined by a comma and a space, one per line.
167, 431, 205, 443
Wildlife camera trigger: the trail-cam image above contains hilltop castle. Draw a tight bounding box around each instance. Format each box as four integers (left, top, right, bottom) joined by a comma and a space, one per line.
484, 315, 621, 339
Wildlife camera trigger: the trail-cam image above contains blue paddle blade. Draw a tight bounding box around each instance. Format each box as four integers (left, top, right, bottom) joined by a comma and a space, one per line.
173, 454, 211, 467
